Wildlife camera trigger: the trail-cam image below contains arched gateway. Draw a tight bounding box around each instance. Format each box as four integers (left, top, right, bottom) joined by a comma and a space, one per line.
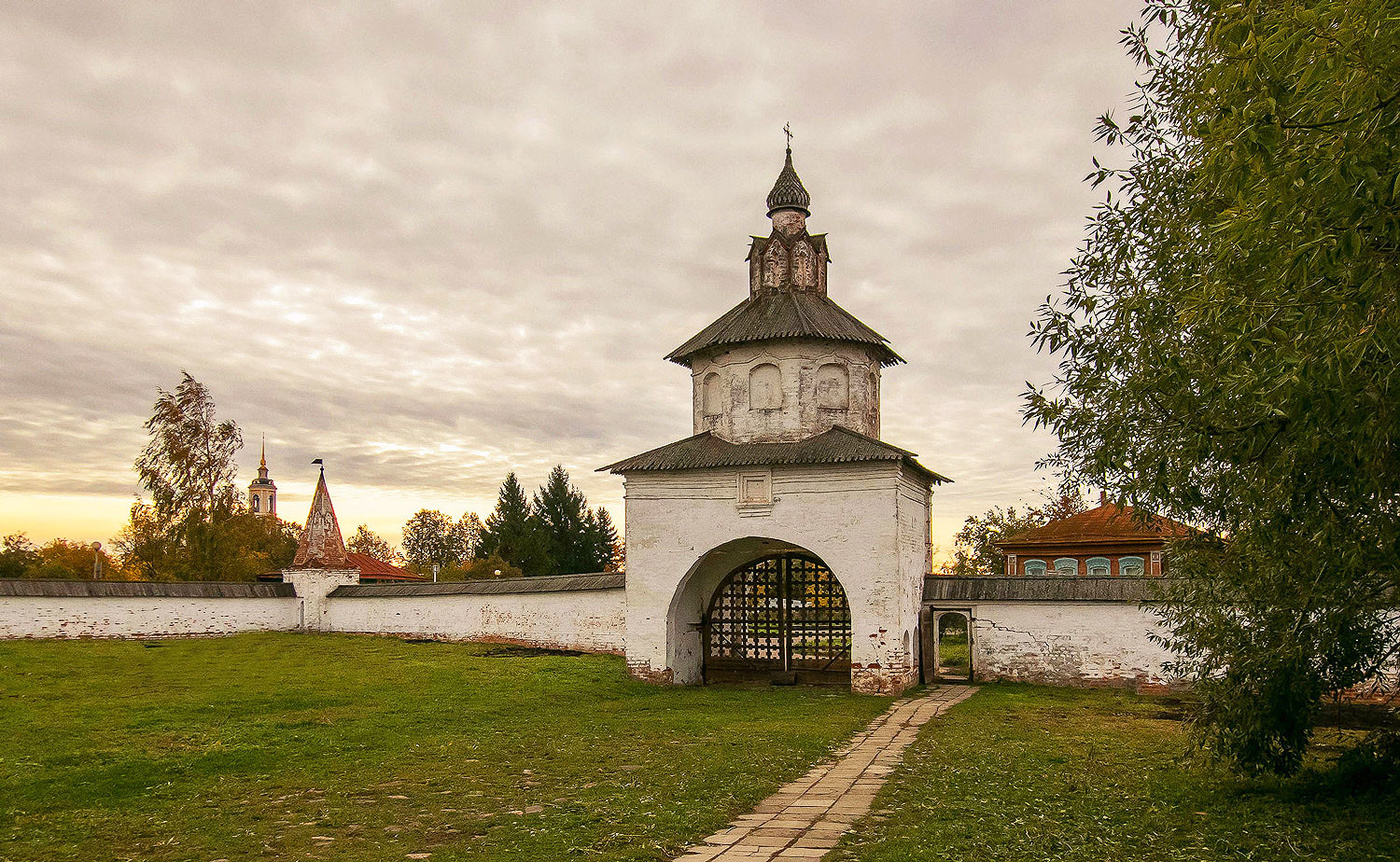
704, 552, 851, 685
601, 145, 949, 695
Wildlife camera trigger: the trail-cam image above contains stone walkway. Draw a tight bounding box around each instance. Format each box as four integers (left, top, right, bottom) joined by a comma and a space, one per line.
673, 684, 978, 861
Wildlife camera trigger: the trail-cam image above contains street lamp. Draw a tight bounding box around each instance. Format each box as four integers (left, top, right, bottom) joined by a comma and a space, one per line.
90, 542, 102, 580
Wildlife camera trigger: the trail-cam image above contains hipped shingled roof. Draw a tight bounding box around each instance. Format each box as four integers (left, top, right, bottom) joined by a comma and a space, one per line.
665, 291, 903, 367
600, 425, 949, 484
291, 470, 349, 569
995, 501, 1195, 549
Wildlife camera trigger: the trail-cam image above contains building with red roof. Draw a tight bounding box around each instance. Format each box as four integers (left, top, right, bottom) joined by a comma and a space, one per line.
345, 551, 425, 583
994, 494, 1194, 578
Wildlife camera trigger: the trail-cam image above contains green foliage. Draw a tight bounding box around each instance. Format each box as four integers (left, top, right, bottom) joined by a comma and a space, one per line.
533, 465, 590, 576
1025, 1, 1400, 775
345, 524, 396, 562
450, 512, 483, 561
134, 372, 242, 528
31, 539, 115, 580
478, 472, 552, 576
530, 466, 620, 575
839, 684, 1400, 861
111, 373, 291, 581
946, 494, 1086, 576
399, 509, 460, 574
0, 533, 39, 579
455, 554, 524, 581
0, 634, 887, 861
0, 535, 124, 581
588, 505, 623, 572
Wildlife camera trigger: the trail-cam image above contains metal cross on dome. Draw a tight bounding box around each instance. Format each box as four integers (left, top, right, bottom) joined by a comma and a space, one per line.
784, 122, 793, 150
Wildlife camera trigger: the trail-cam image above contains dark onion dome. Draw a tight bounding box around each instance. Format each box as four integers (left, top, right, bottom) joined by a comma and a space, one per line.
599, 425, 950, 485
766, 147, 811, 216
665, 291, 904, 367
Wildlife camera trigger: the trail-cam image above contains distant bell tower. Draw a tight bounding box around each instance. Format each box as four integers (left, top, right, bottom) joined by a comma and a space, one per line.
248, 436, 277, 517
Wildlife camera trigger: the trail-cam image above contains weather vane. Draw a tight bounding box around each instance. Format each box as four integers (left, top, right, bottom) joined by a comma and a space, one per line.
784, 122, 793, 151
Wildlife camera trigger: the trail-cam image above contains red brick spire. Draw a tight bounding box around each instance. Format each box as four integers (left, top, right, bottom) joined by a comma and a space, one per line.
291, 466, 348, 568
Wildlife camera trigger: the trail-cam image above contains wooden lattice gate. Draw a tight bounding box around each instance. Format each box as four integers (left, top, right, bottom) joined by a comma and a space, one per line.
702, 553, 852, 686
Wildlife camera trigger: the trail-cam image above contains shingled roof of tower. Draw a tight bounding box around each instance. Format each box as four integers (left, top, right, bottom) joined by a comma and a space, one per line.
665, 291, 904, 367
599, 425, 949, 484
291, 469, 349, 569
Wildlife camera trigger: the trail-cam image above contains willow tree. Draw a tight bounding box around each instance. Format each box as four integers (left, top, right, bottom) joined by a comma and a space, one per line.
1026, 1, 1400, 775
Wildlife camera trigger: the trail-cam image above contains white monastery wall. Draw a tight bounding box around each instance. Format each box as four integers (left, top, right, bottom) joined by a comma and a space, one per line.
282, 569, 361, 631
691, 340, 882, 442
963, 602, 1178, 690
322, 588, 625, 653
623, 461, 929, 693
0, 595, 300, 639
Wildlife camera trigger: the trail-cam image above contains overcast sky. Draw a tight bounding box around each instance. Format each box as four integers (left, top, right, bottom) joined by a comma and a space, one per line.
0, 1, 1142, 557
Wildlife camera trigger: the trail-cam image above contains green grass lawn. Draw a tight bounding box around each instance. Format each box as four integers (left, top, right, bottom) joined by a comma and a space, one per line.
0, 633, 890, 862
834, 684, 1400, 862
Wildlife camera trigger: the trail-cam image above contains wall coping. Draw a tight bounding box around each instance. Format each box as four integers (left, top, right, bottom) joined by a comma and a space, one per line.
923, 576, 1171, 603
0, 580, 297, 598
329, 572, 625, 598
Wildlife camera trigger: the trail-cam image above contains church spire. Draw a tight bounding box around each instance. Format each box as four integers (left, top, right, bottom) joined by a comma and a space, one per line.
766, 132, 811, 217
291, 465, 348, 568
248, 433, 277, 517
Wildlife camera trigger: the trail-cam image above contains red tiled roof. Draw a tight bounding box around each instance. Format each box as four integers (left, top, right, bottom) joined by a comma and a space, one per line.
996, 502, 1194, 549
346, 552, 425, 581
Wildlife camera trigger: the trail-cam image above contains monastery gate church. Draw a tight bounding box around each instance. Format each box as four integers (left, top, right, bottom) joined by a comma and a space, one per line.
603, 147, 948, 695
4, 147, 1203, 698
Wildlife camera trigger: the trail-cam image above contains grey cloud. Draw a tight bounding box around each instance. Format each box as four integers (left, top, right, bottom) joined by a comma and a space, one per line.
1, 1, 1142, 545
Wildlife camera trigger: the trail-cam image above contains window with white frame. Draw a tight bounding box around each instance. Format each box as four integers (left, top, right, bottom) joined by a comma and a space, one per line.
1086, 556, 1110, 576
1119, 556, 1145, 577
1054, 558, 1079, 576
1023, 559, 1047, 577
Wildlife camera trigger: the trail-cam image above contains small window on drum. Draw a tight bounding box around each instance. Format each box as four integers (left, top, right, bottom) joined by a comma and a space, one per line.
1119, 556, 1145, 577
815, 363, 849, 410
701, 372, 723, 416
1087, 557, 1110, 577
1054, 558, 1079, 576
251, 495, 260, 512
1023, 559, 1047, 577
749, 363, 782, 410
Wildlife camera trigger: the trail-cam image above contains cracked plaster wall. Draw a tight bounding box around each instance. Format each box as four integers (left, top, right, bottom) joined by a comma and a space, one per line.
964, 602, 1178, 691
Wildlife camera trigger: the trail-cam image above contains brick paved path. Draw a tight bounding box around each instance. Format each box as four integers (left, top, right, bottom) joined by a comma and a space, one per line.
672, 684, 978, 861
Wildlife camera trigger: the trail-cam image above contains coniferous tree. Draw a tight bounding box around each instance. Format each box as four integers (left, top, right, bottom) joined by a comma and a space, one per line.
586, 506, 622, 572
533, 466, 590, 575
478, 473, 551, 575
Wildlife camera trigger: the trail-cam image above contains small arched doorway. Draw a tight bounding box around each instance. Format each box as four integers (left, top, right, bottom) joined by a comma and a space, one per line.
931, 611, 972, 681
702, 552, 851, 686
